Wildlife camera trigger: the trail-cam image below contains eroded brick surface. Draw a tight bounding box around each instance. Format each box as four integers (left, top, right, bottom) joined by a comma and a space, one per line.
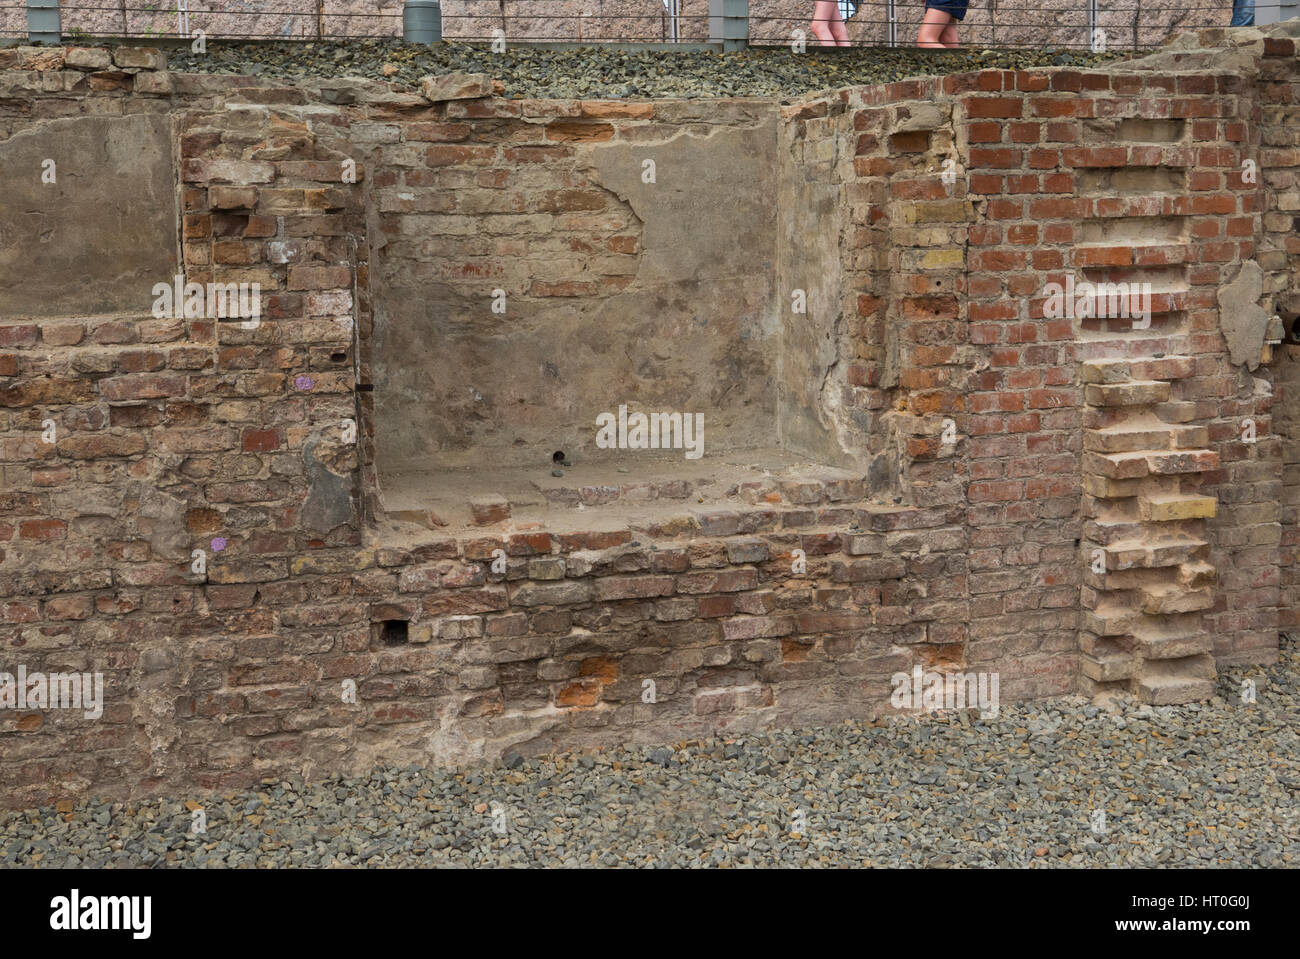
0, 31, 1294, 806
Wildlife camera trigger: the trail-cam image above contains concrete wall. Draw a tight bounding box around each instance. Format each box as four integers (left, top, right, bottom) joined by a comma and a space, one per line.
0, 0, 1227, 47
681, 0, 1228, 49
0, 26, 1295, 806
0, 114, 178, 316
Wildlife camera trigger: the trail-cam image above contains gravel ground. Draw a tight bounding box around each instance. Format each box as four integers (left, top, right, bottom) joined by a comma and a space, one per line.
161, 39, 1131, 99
3, 638, 1297, 868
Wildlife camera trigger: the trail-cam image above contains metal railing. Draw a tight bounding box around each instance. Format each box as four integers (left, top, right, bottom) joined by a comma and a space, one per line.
2, 0, 1295, 49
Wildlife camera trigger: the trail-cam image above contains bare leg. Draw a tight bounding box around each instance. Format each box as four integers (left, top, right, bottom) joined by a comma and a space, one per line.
832, 5, 852, 43
811, 0, 851, 46
940, 21, 959, 48
917, 8, 954, 48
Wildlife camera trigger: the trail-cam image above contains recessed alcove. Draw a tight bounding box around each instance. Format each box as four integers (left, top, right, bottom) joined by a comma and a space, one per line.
365, 102, 881, 534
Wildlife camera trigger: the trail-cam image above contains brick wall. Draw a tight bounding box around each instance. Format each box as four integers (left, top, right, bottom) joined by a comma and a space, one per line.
0, 28, 1295, 806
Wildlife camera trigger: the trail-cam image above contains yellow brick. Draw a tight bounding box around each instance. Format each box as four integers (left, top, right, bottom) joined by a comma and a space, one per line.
904, 200, 972, 224
921, 248, 965, 269
1083, 474, 1143, 499
1139, 494, 1217, 522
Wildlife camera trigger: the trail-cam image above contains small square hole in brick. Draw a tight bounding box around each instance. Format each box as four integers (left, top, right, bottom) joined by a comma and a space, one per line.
374, 620, 408, 647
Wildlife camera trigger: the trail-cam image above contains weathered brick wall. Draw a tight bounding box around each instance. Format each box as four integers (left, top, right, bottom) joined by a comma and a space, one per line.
0, 28, 1295, 806
1259, 27, 1300, 643
364, 94, 785, 474
1278, 347, 1300, 636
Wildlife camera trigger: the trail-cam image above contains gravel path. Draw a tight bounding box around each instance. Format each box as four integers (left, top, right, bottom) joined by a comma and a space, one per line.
4, 639, 1297, 868
161, 39, 1130, 99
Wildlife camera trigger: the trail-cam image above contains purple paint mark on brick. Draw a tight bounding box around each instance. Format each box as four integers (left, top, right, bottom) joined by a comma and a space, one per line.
295, 375, 314, 391
211, 537, 227, 552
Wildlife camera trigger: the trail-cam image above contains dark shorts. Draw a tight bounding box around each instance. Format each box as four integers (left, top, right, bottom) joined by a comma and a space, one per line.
924, 0, 970, 20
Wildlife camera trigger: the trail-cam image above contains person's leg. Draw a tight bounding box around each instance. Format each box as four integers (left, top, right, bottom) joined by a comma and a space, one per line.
1229, 0, 1255, 26
942, 0, 967, 47
918, 8, 954, 47
811, 0, 850, 46
831, 6, 851, 45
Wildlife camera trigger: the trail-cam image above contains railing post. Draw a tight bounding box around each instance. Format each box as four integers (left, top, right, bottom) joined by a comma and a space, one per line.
667, 0, 681, 42
27, 0, 61, 43
403, 0, 442, 44
888, 0, 897, 47
709, 0, 748, 51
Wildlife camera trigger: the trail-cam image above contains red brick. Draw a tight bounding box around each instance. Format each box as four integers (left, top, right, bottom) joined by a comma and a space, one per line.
1016, 72, 1050, 92
0, 325, 38, 348
424, 144, 496, 166
287, 265, 350, 290
544, 121, 615, 143
969, 480, 1025, 502
969, 147, 1022, 168
1029, 197, 1090, 219
1075, 245, 1132, 267
20, 519, 66, 541
242, 428, 281, 452
1032, 98, 1093, 118
967, 121, 1003, 143
964, 97, 1022, 119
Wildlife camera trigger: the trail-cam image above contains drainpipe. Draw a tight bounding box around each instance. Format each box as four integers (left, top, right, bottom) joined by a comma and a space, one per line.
27, 0, 61, 43
403, 0, 442, 43
1258, 0, 1298, 24
708, 0, 748, 52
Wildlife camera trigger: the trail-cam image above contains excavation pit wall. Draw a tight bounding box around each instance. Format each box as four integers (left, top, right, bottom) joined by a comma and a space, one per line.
0, 30, 1295, 805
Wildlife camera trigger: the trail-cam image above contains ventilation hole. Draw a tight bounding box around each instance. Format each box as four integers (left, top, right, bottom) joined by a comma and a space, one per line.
552, 450, 565, 464
376, 620, 408, 647
330, 351, 347, 363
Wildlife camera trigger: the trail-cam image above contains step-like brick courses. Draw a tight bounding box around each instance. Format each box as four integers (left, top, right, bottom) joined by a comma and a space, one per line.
1080, 358, 1219, 702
